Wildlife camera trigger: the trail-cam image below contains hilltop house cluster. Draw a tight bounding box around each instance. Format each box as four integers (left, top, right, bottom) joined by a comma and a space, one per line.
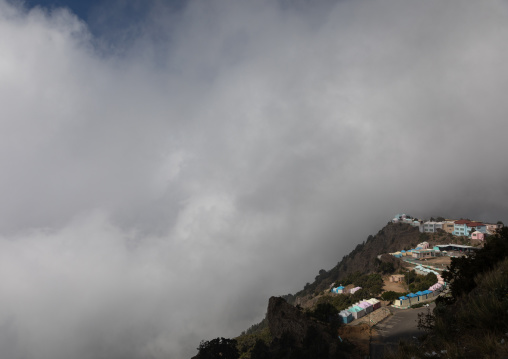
329, 285, 384, 323
338, 298, 381, 324
331, 286, 362, 294
390, 240, 445, 260
394, 283, 445, 308
392, 214, 503, 240
391, 242, 479, 260
392, 265, 446, 308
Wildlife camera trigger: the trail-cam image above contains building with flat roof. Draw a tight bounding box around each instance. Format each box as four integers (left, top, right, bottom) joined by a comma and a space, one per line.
434, 244, 478, 253
412, 249, 440, 259
390, 274, 405, 283
453, 220, 487, 237
420, 221, 443, 233
442, 221, 455, 234
486, 223, 504, 234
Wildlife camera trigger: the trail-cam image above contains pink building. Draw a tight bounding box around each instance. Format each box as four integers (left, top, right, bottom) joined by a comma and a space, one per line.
350, 287, 362, 294
356, 301, 373, 314
471, 231, 485, 241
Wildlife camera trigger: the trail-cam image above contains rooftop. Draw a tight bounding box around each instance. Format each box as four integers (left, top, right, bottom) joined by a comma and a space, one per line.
435, 244, 477, 249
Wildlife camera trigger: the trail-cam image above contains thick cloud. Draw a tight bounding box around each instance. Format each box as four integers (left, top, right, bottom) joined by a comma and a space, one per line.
1, 0, 508, 357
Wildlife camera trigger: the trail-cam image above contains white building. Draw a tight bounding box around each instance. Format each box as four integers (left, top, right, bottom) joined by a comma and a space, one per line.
420, 221, 443, 233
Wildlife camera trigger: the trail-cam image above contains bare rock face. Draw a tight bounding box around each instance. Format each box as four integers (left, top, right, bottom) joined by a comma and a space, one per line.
267, 296, 331, 345
267, 296, 308, 344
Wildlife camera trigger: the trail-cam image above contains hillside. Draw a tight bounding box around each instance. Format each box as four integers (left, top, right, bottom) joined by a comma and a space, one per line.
192, 222, 506, 359
385, 228, 508, 358
193, 222, 429, 358
289, 222, 423, 301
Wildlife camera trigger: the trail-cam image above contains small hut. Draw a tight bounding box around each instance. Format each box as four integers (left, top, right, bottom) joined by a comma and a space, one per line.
423, 289, 433, 298
347, 305, 366, 319
357, 301, 373, 314
350, 286, 362, 294
339, 310, 353, 324
406, 293, 418, 304
367, 298, 381, 310
331, 286, 345, 294
395, 296, 410, 307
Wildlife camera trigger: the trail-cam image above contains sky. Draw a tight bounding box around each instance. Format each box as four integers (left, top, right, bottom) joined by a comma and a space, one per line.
1, 0, 508, 358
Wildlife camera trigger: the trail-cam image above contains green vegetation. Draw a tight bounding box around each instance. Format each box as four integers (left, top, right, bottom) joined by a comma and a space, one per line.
337, 272, 384, 297
386, 228, 508, 359
308, 302, 338, 322
442, 227, 508, 302
316, 293, 353, 312
291, 222, 421, 299
241, 318, 268, 336
405, 271, 437, 292
299, 326, 330, 359
376, 259, 395, 274
236, 328, 272, 359
236, 308, 348, 359
197, 337, 239, 359
306, 303, 343, 338
409, 302, 429, 309
381, 291, 406, 302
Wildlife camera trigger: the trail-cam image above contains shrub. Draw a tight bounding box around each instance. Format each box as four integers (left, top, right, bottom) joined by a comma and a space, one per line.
198, 338, 239, 359
381, 291, 405, 302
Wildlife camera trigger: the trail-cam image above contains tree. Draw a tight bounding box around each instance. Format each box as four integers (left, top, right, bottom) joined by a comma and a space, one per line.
250, 339, 271, 359
417, 307, 435, 333
443, 228, 508, 302
379, 261, 395, 274
381, 291, 403, 301
311, 303, 338, 322
197, 337, 239, 359
301, 326, 329, 359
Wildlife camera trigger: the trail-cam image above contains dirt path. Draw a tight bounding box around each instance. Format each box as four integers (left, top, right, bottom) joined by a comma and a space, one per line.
338, 307, 392, 358
382, 278, 407, 292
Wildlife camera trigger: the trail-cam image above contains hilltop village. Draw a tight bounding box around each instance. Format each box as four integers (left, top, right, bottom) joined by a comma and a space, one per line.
392, 213, 503, 239
331, 214, 504, 324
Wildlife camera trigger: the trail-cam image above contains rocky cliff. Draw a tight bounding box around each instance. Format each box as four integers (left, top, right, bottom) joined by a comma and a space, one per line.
267, 296, 330, 344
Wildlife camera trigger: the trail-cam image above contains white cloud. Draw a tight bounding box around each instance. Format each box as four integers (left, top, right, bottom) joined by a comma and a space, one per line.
1, 0, 508, 357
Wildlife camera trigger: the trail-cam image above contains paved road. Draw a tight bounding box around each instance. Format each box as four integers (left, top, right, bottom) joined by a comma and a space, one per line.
369, 304, 434, 359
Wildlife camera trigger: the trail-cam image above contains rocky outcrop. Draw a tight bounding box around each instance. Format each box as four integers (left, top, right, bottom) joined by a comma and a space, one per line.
267, 296, 322, 344
267, 296, 340, 356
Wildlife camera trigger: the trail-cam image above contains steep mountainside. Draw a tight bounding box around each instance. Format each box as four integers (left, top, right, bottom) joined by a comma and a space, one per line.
289, 222, 423, 301
193, 221, 459, 358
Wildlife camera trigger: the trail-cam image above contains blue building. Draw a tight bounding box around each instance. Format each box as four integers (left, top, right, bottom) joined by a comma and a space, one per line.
453, 220, 487, 236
